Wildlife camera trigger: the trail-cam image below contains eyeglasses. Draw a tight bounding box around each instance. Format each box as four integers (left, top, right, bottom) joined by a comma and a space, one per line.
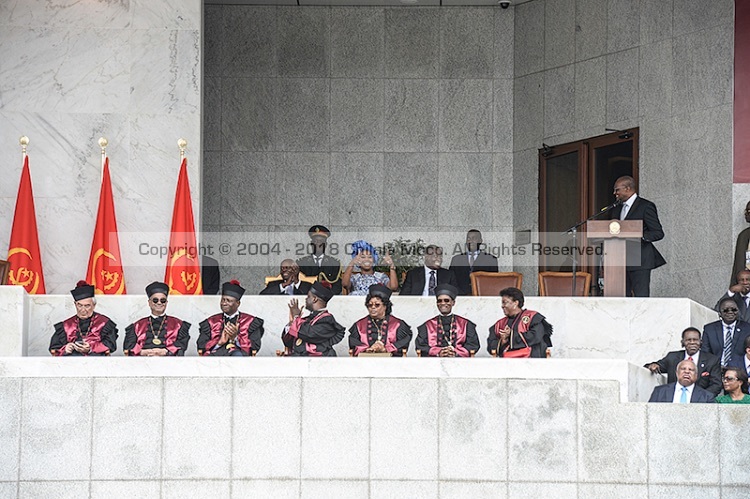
722, 308, 739, 313
151, 298, 167, 304
436, 298, 452, 304
366, 302, 383, 308
723, 376, 739, 382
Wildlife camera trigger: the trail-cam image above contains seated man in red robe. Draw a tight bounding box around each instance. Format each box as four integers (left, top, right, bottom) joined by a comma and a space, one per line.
281, 281, 345, 356
348, 284, 412, 356
123, 281, 191, 356
49, 280, 118, 356
197, 280, 264, 356
415, 284, 479, 357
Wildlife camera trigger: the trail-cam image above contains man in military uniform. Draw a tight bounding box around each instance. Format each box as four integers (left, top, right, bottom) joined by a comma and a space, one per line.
296, 225, 342, 295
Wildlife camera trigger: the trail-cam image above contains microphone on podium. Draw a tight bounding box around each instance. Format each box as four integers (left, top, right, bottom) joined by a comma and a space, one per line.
599, 199, 622, 213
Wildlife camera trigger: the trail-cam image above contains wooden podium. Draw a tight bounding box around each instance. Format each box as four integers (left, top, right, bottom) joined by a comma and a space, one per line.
587, 220, 642, 297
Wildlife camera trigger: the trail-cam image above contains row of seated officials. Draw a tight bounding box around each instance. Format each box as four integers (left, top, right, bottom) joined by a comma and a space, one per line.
49, 280, 552, 359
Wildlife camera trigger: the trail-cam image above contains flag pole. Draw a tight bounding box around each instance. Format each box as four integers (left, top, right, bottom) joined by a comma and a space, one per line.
98, 137, 108, 169
20, 135, 29, 159
178, 138, 187, 160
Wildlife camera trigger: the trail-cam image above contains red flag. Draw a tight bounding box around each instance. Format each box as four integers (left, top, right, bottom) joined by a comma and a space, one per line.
164, 158, 202, 294
6, 156, 46, 293
86, 157, 126, 294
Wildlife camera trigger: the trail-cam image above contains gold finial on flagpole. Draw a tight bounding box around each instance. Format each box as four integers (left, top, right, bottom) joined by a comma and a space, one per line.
98, 137, 108, 167
20, 136, 29, 157
178, 138, 187, 159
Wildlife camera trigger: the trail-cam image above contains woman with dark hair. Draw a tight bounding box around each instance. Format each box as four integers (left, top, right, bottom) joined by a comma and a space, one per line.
342, 240, 398, 296
716, 367, 750, 404
488, 287, 552, 358
348, 284, 412, 357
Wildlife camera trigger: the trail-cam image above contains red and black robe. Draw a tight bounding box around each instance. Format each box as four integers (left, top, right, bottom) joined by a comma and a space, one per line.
348, 315, 412, 356
415, 314, 479, 357
49, 313, 118, 356
123, 315, 191, 356
197, 312, 264, 356
282, 310, 345, 357
487, 309, 553, 358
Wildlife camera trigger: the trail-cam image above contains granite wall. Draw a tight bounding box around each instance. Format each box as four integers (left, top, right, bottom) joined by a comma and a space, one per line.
0, 0, 203, 293
202, 6, 516, 289
0, 361, 747, 499
511, 0, 736, 305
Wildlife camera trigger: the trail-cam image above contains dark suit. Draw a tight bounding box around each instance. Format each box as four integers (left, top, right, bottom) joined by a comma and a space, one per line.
610, 196, 666, 297
714, 292, 750, 324
701, 320, 750, 366
400, 266, 458, 296
731, 227, 750, 286
727, 353, 750, 374
648, 382, 716, 403
448, 252, 499, 296
644, 350, 722, 396
201, 255, 221, 295
259, 280, 312, 296
297, 254, 342, 295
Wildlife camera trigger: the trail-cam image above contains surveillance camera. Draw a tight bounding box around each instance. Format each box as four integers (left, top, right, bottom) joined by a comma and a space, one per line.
499, 0, 511, 8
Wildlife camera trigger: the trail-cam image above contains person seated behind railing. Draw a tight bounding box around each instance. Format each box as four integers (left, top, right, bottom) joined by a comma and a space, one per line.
260, 259, 311, 296
648, 360, 715, 403
342, 240, 398, 296
197, 280, 264, 357
348, 284, 412, 357
415, 284, 479, 358
123, 281, 190, 357
487, 287, 552, 359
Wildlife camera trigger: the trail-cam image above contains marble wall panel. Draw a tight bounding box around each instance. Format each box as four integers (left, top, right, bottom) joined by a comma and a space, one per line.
301, 480, 368, 499
544, 0, 575, 68
606, 48, 639, 125
607, 0, 640, 52
384, 79, 439, 153
330, 79, 384, 152
0, 483, 15, 499
672, 26, 733, 115
648, 485, 721, 499
512, 73, 543, 152
439, 8, 494, 79
672, 0, 734, 37
492, 154, 514, 228
507, 379, 577, 482
162, 378, 232, 479
508, 482, 577, 499
370, 378, 438, 480
277, 8, 329, 77
131, 0, 201, 30
0, 0, 131, 28
640, 0, 673, 45
232, 480, 299, 499
220, 6, 277, 78
577, 380, 647, 483
329, 153, 384, 227
370, 480, 438, 499
719, 406, 750, 485
439, 378, 506, 481
19, 378, 93, 481
384, 8, 439, 78
275, 153, 330, 226
202, 151, 222, 227
493, 8, 514, 79
221, 78, 275, 152
204, 77, 222, 152
639, 40, 673, 121
162, 480, 230, 499
300, 378, 369, 479
513, 0, 544, 77
383, 153, 438, 228
90, 481, 160, 499
439, 79, 493, 152
638, 119, 675, 198
222, 152, 275, 227
331, 8, 384, 78
578, 484, 648, 499
440, 481, 504, 499
437, 153, 494, 227
648, 404, 720, 484
18, 482, 89, 499
233, 378, 302, 479
543, 65, 575, 138
574, 57, 606, 131
493, 79, 514, 153
0, 378, 21, 481
275, 78, 330, 152
574, 0, 606, 61
91, 378, 163, 480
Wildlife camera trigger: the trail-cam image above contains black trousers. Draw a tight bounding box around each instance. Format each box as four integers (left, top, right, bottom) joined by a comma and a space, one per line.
626, 269, 651, 297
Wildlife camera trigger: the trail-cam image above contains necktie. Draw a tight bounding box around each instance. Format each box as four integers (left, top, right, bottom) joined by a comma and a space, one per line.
315, 255, 322, 267
428, 270, 436, 296
688, 356, 693, 362
620, 203, 629, 220
680, 386, 688, 404
286, 285, 294, 295
469, 254, 475, 269
723, 325, 733, 365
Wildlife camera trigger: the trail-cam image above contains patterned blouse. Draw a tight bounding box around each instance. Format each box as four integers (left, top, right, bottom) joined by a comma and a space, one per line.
349, 272, 390, 296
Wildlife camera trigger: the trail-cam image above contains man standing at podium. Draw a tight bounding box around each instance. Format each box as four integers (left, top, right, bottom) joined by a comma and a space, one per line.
610, 176, 666, 297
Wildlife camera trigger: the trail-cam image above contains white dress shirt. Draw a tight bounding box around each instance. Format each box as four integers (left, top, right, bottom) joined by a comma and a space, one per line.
672, 383, 695, 403
620, 193, 638, 220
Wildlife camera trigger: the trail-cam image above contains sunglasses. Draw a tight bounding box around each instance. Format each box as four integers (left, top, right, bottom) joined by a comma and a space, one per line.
436, 298, 453, 304
722, 308, 739, 313
723, 376, 739, 382
151, 298, 167, 304
366, 302, 383, 308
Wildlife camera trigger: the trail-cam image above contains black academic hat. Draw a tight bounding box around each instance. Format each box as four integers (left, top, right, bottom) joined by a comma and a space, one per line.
70, 280, 95, 301
221, 279, 245, 300
145, 281, 169, 297
308, 225, 331, 238
434, 284, 459, 301
310, 280, 334, 302
368, 283, 392, 301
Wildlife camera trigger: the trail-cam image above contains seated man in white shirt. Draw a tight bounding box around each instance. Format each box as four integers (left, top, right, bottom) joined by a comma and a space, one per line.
643, 327, 722, 396
715, 270, 750, 323
400, 245, 458, 296
260, 259, 312, 296
648, 360, 716, 403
